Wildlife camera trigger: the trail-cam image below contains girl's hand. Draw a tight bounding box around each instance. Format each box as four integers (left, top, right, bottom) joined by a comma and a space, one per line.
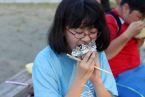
89, 52, 101, 84
75, 51, 97, 83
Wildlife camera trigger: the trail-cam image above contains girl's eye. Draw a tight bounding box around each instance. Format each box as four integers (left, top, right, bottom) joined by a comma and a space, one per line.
90, 32, 97, 34
76, 32, 83, 35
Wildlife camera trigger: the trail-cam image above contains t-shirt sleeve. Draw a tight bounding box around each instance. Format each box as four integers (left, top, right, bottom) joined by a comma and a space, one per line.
105, 15, 118, 40
99, 52, 118, 96
32, 52, 62, 97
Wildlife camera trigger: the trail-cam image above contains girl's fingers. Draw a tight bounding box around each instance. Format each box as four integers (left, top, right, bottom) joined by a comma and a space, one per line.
87, 52, 96, 70
87, 52, 96, 65
82, 51, 92, 63
80, 52, 99, 72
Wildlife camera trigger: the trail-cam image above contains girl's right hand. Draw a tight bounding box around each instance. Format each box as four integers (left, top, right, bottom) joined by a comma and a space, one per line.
75, 51, 96, 83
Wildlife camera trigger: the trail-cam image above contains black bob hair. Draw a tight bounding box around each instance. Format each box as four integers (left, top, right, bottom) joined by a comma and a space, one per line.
48, 0, 110, 54
120, 0, 145, 16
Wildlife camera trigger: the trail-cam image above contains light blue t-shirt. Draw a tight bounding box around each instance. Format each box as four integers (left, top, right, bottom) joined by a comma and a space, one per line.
32, 46, 118, 97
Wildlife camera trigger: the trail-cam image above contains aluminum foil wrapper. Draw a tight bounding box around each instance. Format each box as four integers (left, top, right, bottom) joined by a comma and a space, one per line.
71, 41, 97, 57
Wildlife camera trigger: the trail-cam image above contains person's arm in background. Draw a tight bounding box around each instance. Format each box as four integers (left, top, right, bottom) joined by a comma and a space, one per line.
105, 17, 145, 59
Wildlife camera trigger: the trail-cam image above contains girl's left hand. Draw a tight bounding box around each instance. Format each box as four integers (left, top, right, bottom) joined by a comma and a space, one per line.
89, 52, 101, 83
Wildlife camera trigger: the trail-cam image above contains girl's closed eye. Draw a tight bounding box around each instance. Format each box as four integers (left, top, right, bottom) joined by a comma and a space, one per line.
90, 32, 97, 34
75, 31, 83, 35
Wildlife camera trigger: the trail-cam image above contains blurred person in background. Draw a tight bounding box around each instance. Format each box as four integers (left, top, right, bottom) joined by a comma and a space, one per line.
105, 0, 145, 96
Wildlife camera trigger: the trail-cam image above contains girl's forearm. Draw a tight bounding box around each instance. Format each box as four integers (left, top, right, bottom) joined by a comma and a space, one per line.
65, 78, 86, 97
93, 80, 112, 97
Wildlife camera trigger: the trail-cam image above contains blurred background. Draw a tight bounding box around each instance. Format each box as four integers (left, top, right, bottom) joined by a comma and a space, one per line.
0, 0, 144, 84
0, 0, 60, 83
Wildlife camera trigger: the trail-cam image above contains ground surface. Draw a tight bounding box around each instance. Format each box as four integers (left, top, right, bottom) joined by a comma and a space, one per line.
0, 4, 57, 83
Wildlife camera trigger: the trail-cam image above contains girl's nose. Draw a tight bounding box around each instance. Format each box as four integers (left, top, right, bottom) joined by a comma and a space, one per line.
81, 35, 91, 44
